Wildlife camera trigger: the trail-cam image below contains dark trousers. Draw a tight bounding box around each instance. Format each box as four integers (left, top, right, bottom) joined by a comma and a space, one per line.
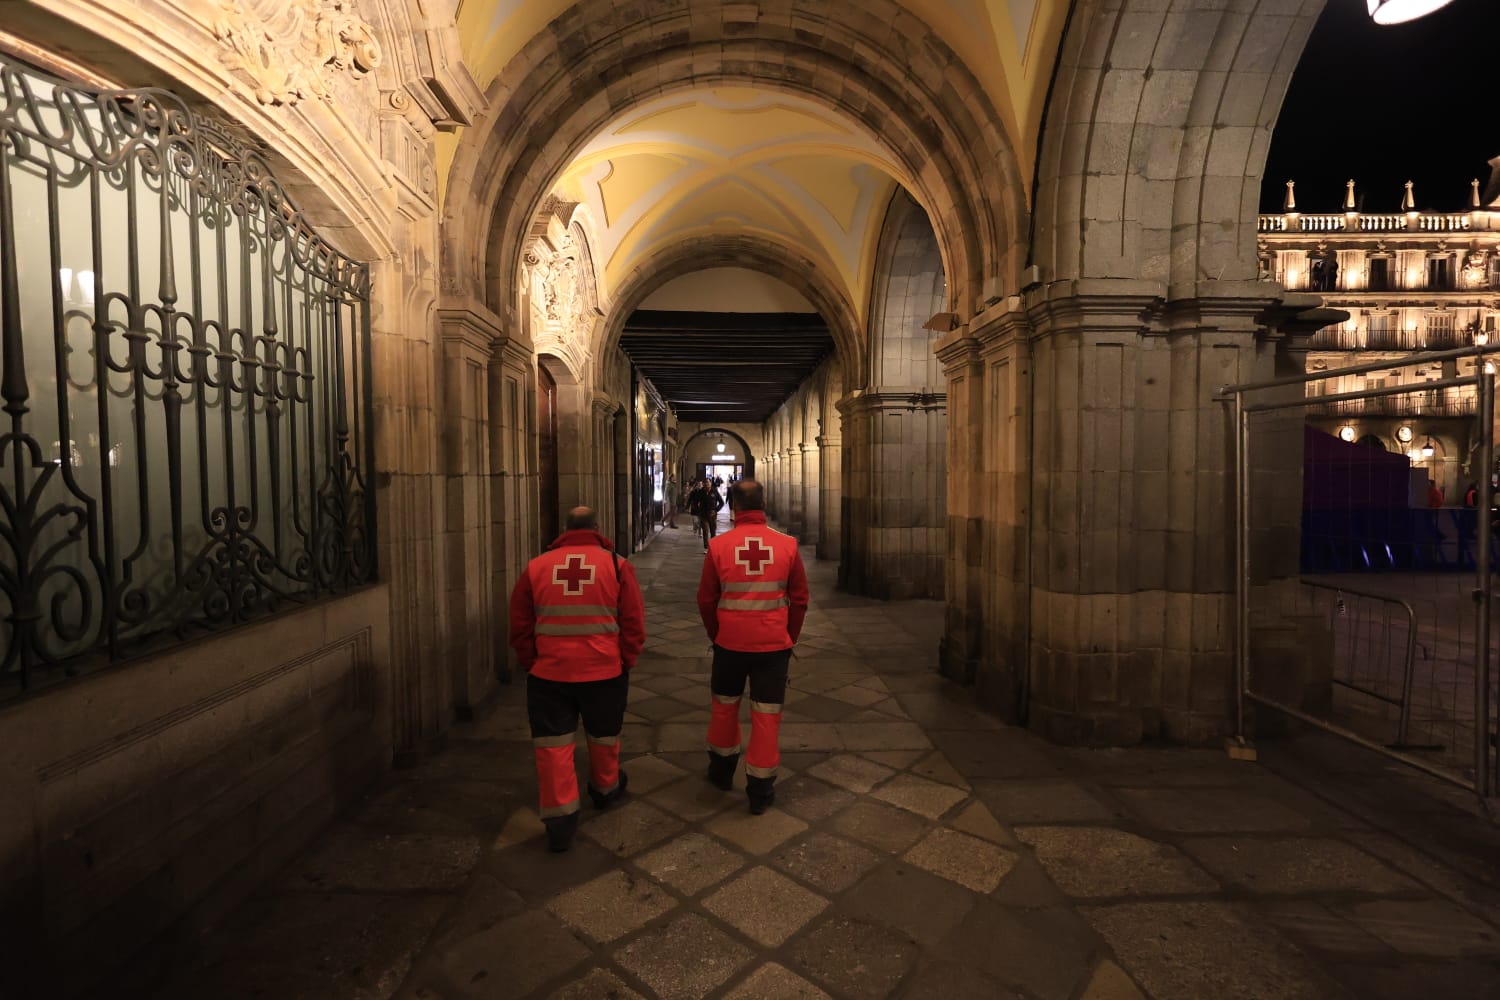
527, 672, 629, 828
706, 646, 790, 800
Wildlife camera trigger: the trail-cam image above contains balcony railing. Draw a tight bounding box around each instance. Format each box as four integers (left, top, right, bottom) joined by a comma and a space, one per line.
1306, 389, 1477, 417
1259, 213, 1475, 233
1307, 327, 1474, 351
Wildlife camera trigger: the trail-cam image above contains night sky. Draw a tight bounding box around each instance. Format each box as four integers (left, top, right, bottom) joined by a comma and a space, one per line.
1259, 0, 1500, 214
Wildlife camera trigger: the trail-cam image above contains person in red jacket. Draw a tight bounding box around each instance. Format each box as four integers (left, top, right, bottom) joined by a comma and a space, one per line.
697, 479, 809, 814
510, 506, 646, 852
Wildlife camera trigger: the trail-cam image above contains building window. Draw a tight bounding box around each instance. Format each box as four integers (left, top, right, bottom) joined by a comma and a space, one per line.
1427, 312, 1456, 348
1427, 256, 1453, 291
1367, 257, 1390, 292
0, 54, 377, 699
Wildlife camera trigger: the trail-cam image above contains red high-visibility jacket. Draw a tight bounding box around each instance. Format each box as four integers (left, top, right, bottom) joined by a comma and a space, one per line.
510, 530, 645, 682
698, 511, 808, 652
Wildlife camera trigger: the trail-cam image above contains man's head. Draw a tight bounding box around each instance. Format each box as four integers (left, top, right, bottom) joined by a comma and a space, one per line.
566, 506, 599, 531
729, 479, 765, 511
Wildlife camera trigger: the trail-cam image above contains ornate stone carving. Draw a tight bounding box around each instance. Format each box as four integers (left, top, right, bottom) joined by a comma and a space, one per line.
214, 0, 383, 106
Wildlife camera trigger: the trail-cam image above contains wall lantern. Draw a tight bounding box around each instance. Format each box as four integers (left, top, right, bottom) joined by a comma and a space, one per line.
716, 435, 726, 454
1339, 425, 1357, 443
1396, 425, 1414, 444
1367, 0, 1458, 25
1421, 439, 1437, 459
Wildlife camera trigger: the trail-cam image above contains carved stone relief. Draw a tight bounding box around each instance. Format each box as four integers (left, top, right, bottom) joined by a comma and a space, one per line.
214, 0, 383, 106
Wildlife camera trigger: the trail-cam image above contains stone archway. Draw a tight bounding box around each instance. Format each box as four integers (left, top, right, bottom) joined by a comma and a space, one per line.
440, 0, 1029, 330
934, 0, 1332, 743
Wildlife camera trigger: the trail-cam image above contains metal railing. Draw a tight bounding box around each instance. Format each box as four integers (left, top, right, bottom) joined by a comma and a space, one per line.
1301, 580, 1419, 747
1305, 388, 1476, 417
0, 53, 377, 700
1221, 344, 1496, 800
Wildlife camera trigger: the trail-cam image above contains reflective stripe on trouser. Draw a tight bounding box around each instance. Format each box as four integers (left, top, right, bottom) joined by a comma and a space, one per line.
587, 734, 620, 794
707, 693, 742, 756
532, 735, 580, 818
746, 700, 783, 779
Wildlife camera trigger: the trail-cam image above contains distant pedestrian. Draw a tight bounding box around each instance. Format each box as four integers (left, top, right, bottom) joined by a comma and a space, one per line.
509, 506, 645, 852
663, 475, 678, 528
698, 480, 809, 814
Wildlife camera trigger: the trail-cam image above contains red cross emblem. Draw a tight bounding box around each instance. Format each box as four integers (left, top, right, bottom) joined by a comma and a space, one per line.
552, 553, 596, 596
736, 537, 775, 575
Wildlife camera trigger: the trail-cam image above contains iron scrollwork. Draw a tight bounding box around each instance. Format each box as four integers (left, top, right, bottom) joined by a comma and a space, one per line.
0, 53, 377, 700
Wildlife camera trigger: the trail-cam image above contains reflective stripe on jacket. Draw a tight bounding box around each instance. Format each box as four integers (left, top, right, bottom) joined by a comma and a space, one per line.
527, 544, 623, 681
705, 520, 801, 652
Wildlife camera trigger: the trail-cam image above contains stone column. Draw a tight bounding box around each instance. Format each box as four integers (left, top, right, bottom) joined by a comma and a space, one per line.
485, 328, 539, 687
438, 307, 500, 720
817, 434, 841, 561
801, 443, 820, 546
838, 391, 947, 599
786, 444, 804, 536
1019, 280, 1281, 745
935, 328, 988, 690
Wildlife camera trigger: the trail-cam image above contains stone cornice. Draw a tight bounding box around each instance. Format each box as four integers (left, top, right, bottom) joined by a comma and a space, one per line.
838, 390, 948, 414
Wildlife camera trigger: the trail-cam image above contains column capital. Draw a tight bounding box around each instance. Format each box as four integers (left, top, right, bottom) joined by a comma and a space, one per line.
816, 435, 841, 448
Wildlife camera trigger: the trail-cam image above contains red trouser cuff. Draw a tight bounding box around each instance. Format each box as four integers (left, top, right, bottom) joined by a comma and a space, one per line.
587, 737, 620, 792
746, 705, 782, 778
534, 744, 580, 817
707, 697, 742, 755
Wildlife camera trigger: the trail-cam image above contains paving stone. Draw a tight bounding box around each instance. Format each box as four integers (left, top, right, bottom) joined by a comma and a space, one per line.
829, 800, 929, 854
780, 722, 846, 751
947, 800, 1014, 845
825, 683, 889, 707
1015, 826, 1219, 898
420, 873, 527, 954
898, 961, 1024, 999
615, 913, 752, 1000
636, 831, 746, 896
721, 963, 832, 999
1079, 959, 1149, 1000
580, 801, 685, 857
871, 773, 969, 819
937, 901, 1099, 1000
973, 779, 1118, 824
859, 749, 928, 769
1257, 900, 1392, 956
620, 754, 689, 794
492, 807, 545, 851
772, 832, 883, 894
789, 915, 920, 1000
1086, 901, 1337, 1000
775, 775, 859, 822
1338, 897, 1500, 957
651, 774, 740, 821
1114, 787, 1316, 834
807, 753, 895, 793
706, 807, 810, 855
658, 722, 710, 752
910, 750, 971, 789
904, 827, 1017, 893
282, 830, 482, 892
836, 721, 932, 750
546, 869, 678, 943
1180, 837, 1418, 894
991, 855, 1070, 908
704, 866, 830, 946
840, 862, 980, 946
412, 909, 590, 1000
548, 968, 648, 999
487, 833, 619, 902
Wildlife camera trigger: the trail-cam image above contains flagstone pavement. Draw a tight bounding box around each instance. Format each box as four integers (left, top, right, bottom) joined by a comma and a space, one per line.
158, 521, 1500, 1000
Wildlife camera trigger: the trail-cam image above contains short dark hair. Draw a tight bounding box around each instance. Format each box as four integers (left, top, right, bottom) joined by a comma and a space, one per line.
566, 506, 598, 531
730, 479, 764, 511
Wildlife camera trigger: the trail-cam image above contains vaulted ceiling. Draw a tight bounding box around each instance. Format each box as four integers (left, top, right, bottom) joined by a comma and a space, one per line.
552, 88, 901, 321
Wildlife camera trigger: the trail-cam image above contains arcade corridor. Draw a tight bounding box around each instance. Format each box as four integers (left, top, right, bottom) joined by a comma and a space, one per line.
154, 525, 1500, 1000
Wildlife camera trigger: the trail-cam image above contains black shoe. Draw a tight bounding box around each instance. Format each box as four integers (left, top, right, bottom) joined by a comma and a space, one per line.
707, 752, 737, 791
588, 770, 629, 810
544, 813, 579, 853
748, 790, 775, 815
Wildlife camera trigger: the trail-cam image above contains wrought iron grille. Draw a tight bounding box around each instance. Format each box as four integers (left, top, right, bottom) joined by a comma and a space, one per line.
0, 53, 376, 701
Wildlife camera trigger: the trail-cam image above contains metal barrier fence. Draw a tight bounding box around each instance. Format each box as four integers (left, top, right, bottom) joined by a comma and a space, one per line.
1222, 346, 1496, 801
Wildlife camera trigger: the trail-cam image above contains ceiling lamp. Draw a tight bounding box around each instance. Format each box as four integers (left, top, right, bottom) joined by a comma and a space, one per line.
1421, 438, 1436, 459
716, 435, 726, 454
1366, 0, 1458, 24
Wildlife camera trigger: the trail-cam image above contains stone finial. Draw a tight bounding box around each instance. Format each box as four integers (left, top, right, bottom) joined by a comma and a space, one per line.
1345, 179, 1357, 211
1403, 180, 1416, 212
1473, 179, 1483, 209
1283, 180, 1296, 212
